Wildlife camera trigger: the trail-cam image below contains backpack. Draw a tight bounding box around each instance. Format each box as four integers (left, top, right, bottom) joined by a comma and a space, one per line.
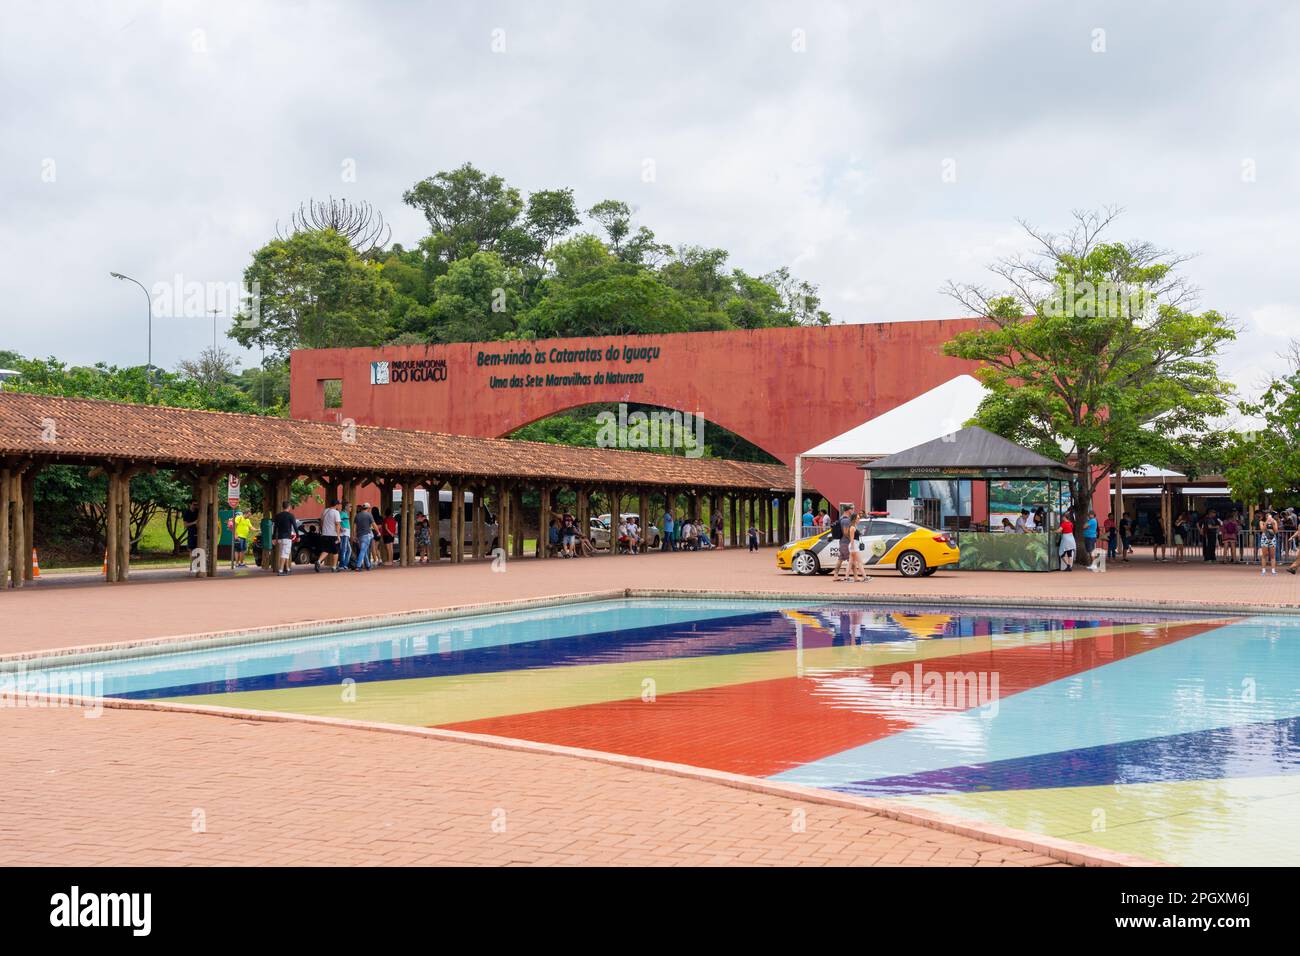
830, 518, 842, 540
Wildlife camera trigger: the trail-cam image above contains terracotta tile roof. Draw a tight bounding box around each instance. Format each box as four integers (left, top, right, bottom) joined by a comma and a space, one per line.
0, 391, 794, 491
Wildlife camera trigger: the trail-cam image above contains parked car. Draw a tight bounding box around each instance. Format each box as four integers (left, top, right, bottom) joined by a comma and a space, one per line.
776, 515, 959, 577
392, 488, 498, 558
590, 513, 661, 551
252, 518, 328, 566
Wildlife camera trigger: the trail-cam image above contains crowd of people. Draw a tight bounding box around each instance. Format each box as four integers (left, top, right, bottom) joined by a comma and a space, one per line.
546, 508, 748, 557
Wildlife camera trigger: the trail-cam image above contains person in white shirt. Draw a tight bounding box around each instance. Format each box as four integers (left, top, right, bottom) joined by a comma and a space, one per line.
315, 501, 341, 572
1014, 509, 1029, 534
627, 519, 640, 553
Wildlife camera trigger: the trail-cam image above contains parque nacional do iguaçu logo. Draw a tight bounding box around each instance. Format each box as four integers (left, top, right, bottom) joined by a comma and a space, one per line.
370, 358, 448, 385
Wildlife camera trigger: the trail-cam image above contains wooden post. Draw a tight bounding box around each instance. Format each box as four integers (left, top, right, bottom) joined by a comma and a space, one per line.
208, 474, 221, 576
20, 470, 35, 581
0, 467, 10, 588
638, 489, 649, 552
472, 484, 485, 559
536, 484, 549, 558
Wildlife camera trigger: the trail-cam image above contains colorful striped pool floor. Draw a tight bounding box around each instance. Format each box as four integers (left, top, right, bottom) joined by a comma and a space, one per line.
20, 599, 1300, 865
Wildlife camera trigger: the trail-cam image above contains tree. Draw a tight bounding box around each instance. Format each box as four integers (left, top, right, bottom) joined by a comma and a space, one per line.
178, 346, 240, 390
942, 207, 1236, 515
423, 252, 524, 343
1224, 340, 1300, 504
277, 196, 391, 255
231, 229, 394, 357
402, 163, 525, 264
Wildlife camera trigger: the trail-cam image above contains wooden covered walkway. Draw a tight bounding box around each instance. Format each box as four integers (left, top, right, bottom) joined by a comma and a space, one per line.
0, 392, 795, 585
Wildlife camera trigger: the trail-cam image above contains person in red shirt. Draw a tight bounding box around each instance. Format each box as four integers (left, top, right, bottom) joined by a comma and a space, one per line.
1058, 515, 1076, 571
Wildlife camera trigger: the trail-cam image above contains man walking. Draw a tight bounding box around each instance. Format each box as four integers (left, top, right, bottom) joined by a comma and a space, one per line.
272, 500, 296, 575
315, 499, 341, 572
661, 510, 676, 552
353, 502, 375, 570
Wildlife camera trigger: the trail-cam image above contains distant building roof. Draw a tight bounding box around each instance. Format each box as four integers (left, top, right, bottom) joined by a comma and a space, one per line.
862, 425, 1074, 479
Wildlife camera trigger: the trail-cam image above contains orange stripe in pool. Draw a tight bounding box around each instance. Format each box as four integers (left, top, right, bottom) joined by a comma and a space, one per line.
440, 618, 1231, 777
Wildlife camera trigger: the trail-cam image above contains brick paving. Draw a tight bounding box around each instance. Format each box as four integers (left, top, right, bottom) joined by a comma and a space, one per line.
0, 705, 1066, 867
5, 547, 1296, 659
3, 547, 1284, 867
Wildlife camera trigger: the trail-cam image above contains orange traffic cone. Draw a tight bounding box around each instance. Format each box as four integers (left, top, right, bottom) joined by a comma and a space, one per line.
30, 549, 40, 578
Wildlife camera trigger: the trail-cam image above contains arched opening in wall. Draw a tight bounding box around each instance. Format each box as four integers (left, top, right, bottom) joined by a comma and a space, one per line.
507, 402, 783, 549
507, 402, 782, 465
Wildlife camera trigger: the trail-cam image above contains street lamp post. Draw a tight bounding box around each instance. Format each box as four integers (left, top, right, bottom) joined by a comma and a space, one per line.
110, 272, 153, 381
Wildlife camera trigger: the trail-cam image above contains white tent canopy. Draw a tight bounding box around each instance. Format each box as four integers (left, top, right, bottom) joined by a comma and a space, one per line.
792, 374, 988, 537
800, 374, 988, 461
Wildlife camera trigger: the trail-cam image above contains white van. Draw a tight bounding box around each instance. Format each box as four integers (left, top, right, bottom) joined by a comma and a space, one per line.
391, 488, 499, 556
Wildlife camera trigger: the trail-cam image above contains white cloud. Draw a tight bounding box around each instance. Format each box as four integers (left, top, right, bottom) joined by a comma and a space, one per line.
0, 0, 1296, 392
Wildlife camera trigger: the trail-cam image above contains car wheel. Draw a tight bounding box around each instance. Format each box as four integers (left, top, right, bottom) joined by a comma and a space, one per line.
792, 550, 820, 575
898, 550, 927, 578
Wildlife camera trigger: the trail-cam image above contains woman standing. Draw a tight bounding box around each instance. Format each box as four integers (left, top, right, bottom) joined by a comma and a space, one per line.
846, 512, 869, 583
1058, 514, 1076, 571
1150, 515, 1167, 562
1259, 511, 1278, 576
1173, 512, 1189, 563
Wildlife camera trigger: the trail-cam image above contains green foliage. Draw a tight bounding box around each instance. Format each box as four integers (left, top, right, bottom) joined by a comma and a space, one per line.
1224, 366, 1300, 503
231, 229, 393, 357
942, 208, 1235, 511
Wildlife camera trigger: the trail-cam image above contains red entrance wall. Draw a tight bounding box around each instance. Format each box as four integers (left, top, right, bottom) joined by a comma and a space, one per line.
290, 320, 1128, 519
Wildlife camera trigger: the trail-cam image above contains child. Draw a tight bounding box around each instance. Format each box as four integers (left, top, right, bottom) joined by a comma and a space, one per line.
747, 525, 759, 552
415, 513, 431, 564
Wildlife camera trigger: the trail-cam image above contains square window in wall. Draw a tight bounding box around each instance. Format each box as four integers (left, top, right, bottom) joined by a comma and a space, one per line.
321, 379, 343, 409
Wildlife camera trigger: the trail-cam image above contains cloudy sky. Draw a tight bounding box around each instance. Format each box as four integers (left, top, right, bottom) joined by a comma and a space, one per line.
2, 0, 1297, 401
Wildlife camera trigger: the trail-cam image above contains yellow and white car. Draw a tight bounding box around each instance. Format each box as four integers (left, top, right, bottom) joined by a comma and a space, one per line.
776, 515, 959, 578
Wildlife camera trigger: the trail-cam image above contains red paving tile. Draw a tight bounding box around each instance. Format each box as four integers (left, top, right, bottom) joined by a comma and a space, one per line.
440, 618, 1229, 775
1, 549, 1284, 868
0, 705, 1069, 867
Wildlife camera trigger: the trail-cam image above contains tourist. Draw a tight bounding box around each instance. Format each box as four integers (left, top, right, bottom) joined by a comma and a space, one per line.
1151, 515, 1167, 562
829, 505, 848, 579
1282, 508, 1298, 559
747, 523, 759, 552
338, 504, 352, 570
415, 512, 431, 563
353, 502, 374, 571
847, 515, 870, 583
1259, 510, 1279, 576
662, 510, 675, 551
627, 515, 640, 553
697, 521, 714, 549
1082, 511, 1099, 564
382, 508, 398, 565
547, 518, 561, 556
182, 498, 200, 555
1014, 509, 1029, 533
802, 503, 814, 533
1000, 517, 1015, 532
561, 512, 578, 557
315, 499, 341, 572
232, 509, 252, 568
1173, 512, 1190, 563
1118, 512, 1132, 561
1200, 509, 1221, 562
712, 509, 725, 549
1221, 511, 1240, 564
272, 500, 296, 575
1105, 512, 1118, 560
616, 515, 630, 556
1058, 514, 1075, 570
